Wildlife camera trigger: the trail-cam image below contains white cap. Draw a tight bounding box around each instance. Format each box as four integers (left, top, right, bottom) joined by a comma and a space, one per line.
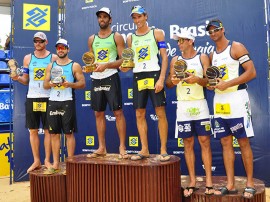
33, 32, 47, 40
173, 30, 195, 42
55, 39, 69, 48
96, 7, 112, 18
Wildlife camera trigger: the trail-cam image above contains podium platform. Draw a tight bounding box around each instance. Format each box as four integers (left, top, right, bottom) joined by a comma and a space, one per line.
66, 154, 180, 202
181, 175, 265, 202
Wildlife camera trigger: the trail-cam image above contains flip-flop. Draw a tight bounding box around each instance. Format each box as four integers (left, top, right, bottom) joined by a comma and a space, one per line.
205, 186, 215, 195
242, 187, 256, 199
130, 153, 150, 161
86, 152, 107, 158
183, 187, 199, 197
159, 154, 171, 162
118, 153, 129, 159
43, 168, 60, 175
214, 186, 238, 196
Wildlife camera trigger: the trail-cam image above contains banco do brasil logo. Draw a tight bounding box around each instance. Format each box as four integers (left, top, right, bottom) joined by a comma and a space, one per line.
23, 4, 51, 31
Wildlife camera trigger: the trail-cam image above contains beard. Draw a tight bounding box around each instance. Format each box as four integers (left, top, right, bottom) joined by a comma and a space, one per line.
57, 52, 68, 58
99, 22, 110, 29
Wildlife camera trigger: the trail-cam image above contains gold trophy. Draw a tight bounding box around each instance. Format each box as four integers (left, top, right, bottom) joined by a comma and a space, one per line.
82, 52, 96, 73
7, 59, 24, 78
206, 66, 221, 86
173, 59, 188, 79
121, 48, 135, 68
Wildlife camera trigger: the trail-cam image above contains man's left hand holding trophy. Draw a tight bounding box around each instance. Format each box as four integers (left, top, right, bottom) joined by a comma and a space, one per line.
82, 51, 97, 73
7, 59, 24, 80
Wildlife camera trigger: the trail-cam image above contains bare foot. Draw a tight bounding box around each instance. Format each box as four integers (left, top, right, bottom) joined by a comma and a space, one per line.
119, 146, 129, 159
27, 161, 41, 173
44, 159, 52, 169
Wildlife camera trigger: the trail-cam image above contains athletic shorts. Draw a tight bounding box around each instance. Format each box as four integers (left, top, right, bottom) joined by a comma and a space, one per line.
91, 73, 122, 111
133, 71, 166, 109
25, 98, 49, 129
175, 99, 211, 138
47, 100, 76, 134
213, 89, 254, 139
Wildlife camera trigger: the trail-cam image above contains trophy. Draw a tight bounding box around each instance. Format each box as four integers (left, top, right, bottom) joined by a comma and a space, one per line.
7, 59, 24, 78
82, 52, 96, 73
51, 65, 64, 84
173, 59, 188, 79
121, 48, 135, 68
206, 66, 221, 86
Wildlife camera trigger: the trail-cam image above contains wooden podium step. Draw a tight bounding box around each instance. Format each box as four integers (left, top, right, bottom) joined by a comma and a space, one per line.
29, 163, 67, 202
181, 175, 265, 202
66, 154, 180, 202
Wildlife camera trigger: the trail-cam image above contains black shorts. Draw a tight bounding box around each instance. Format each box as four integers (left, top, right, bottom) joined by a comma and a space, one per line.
91, 73, 122, 111
47, 100, 76, 134
133, 71, 166, 109
25, 98, 49, 129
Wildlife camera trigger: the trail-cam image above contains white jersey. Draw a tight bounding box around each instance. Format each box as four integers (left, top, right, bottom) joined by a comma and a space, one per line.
176, 54, 205, 101
212, 41, 247, 94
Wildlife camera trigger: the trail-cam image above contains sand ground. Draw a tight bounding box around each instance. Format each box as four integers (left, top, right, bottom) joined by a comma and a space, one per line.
0, 176, 270, 202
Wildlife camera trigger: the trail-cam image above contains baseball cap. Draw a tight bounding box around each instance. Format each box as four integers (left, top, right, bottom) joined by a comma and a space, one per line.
130, 5, 146, 16
33, 32, 47, 40
206, 19, 223, 31
173, 30, 195, 42
55, 39, 69, 48
96, 7, 112, 18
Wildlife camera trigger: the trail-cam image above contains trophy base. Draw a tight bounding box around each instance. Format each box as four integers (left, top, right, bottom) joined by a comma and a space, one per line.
208, 79, 218, 86
122, 60, 134, 68
84, 65, 96, 73
175, 72, 188, 79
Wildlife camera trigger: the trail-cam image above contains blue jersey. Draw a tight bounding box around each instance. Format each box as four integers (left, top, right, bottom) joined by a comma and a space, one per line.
49, 61, 75, 101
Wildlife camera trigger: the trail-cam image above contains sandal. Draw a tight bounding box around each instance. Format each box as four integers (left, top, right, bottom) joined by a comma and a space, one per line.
205, 186, 215, 195
86, 152, 107, 158
159, 154, 171, 162
183, 187, 199, 197
242, 187, 256, 199
130, 153, 150, 161
214, 186, 238, 196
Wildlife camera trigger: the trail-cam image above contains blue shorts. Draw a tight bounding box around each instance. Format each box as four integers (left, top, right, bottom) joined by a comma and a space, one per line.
176, 118, 212, 138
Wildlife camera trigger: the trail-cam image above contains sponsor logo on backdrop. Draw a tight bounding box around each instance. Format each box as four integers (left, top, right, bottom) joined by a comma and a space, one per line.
86, 136, 94, 146
23, 4, 50, 31
105, 115, 116, 122
178, 138, 184, 147
150, 114, 158, 121
129, 136, 138, 147
233, 136, 240, 148
128, 89, 133, 99
85, 91, 91, 100
82, 0, 97, 10
123, 0, 140, 3
202, 165, 216, 171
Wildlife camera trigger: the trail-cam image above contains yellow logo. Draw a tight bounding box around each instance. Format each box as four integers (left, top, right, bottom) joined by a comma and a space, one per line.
33, 102, 46, 112
128, 89, 133, 99
23, 3, 50, 31
86, 136, 94, 146
34, 68, 46, 81
85, 0, 94, 3
218, 64, 228, 80
137, 78, 154, 91
182, 69, 196, 86
233, 136, 240, 147
85, 91, 91, 100
178, 138, 184, 147
137, 45, 150, 62
129, 136, 138, 147
215, 103, 231, 115
96, 48, 109, 62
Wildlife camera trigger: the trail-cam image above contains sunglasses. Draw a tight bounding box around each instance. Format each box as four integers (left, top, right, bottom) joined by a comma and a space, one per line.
33, 39, 46, 44
178, 38, 190, 44
56, 46, 67, 51
208, 27, 222, 35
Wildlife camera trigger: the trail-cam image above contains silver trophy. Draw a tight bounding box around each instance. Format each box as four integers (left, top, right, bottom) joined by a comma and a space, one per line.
51, 65, 64, 84
6, 59, 24, 78
206, 66, 221, 86
173, 59, 188, 79
121, 48, 135, 68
